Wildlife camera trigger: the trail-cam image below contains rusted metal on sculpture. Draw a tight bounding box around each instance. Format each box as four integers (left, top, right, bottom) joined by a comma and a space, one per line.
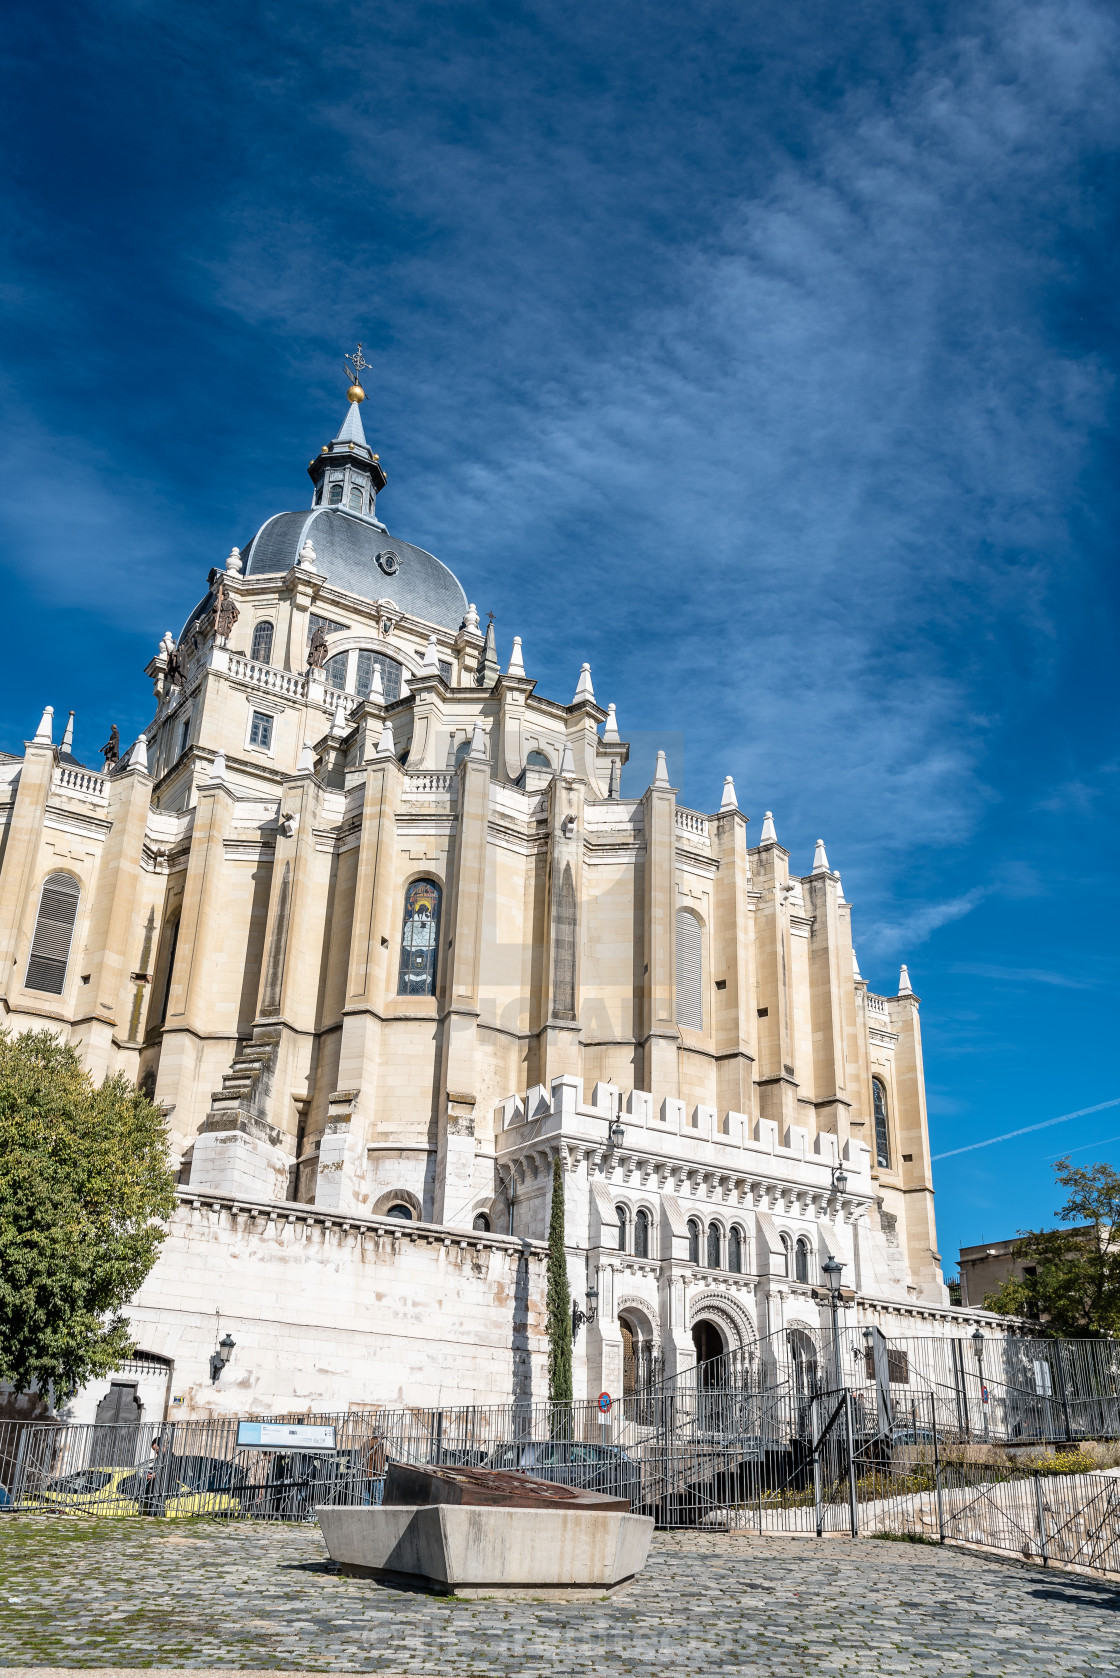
382, 1461, 630, 1512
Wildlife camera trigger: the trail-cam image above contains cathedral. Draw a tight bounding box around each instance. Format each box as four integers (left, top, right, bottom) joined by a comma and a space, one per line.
0, 366, 985, 1420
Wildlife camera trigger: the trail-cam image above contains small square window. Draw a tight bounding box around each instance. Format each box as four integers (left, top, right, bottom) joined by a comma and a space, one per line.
757, 1006, 769, 1017
438, 660, 452, 682
249, 711, 273, 749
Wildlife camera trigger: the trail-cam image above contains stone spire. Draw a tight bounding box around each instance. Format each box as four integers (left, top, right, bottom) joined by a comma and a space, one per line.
369, 662, 385, 702
469, 721, 489, 761
898, 963, 913, 996
128, 733, 149, 773
298, 742, 316, 773
334, 398, 368, 448
331, 697, 349, 735
559, 740, 576, 775
477, 617, 500, 688
652, 750, 671, 789
759, 810, 777, 844
60, 711, 75, 755
210, 751, 227, 783
812, 838, 830, 873
33, 705, 53, 745
421, 634, 440, 674
573, 663, 595, 705
719, 775, 738, 812
507, 637, 526, 678
602, 703, 619, 742
375, 719, 396, 758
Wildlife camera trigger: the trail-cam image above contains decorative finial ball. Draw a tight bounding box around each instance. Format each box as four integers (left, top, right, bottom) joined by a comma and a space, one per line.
347, 381, 367, 404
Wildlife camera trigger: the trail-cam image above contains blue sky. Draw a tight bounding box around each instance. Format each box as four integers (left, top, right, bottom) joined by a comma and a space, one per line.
2, 0, 1118, 1273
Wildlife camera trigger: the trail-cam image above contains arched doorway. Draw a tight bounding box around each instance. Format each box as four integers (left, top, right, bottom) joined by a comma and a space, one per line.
692, 1318, 725, 1388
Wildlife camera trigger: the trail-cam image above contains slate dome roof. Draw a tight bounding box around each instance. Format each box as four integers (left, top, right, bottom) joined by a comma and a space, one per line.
240, 508, 469, 631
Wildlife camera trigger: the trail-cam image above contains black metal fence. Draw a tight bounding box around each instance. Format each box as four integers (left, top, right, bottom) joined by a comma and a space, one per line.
3, 1329, 1120, 1577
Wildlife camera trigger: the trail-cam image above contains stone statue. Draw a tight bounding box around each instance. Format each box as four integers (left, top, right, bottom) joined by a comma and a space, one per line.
213, 578, 240, 640
307, 625, 329, 671
100, 725, 120, 771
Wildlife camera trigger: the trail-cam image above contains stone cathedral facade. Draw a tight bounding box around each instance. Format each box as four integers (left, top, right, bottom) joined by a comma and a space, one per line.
0, 377, 983, 1420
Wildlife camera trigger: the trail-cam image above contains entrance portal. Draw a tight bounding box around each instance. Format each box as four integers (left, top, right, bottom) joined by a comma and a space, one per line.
691, 1319, 725, 1387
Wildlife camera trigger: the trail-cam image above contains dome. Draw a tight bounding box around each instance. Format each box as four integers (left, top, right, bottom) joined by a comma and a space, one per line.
239, 508, 469, 631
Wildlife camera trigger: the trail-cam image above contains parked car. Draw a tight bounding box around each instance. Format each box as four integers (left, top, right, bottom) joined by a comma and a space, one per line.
485, 1440, 641, 1504
38, 1464, 240, 1518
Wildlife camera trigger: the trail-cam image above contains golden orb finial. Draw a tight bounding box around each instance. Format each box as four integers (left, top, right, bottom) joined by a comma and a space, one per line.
344, 342, 369, 403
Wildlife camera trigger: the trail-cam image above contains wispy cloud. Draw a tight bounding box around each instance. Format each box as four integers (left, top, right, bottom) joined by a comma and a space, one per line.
951, 961, 1094, 990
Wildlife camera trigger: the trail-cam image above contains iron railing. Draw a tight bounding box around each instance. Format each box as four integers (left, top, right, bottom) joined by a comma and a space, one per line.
4, 1329, 1120, 1577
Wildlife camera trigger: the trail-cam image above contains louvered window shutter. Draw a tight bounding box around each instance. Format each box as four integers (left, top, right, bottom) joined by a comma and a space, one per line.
26, 873, 80, 994
675, 908, 703, 1029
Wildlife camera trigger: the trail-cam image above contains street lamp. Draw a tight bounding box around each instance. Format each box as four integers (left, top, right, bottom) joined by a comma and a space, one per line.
609, 1117, 625, 1149
209, 1332, 236, 1384
821, 1255, 845, 1388
831, 1163, 848, 1197
972, 1326, 989, 1441
572, 1285, 599, 1337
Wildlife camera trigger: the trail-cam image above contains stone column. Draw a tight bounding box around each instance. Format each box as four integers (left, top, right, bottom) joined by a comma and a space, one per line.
0, 729, 55, 1008
749, 835, 800, 1135
326, 748, 407, 1212
433, 735, 492, 1225
536, 765, 585, 1090
710, 806, 758, 1120
889, 986, 946, 1301
71, 761, 154, 1082
156, 773, 237, 1154
804, 865, 852, 1148
640, 774, 679, 1100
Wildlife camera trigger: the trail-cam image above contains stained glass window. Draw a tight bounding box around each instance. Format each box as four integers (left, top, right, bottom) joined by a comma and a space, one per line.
398, 879, 441, 996
873, 1078, 891, 1169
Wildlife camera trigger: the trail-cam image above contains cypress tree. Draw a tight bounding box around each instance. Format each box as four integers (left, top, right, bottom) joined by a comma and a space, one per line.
546, 1153, 573, 1411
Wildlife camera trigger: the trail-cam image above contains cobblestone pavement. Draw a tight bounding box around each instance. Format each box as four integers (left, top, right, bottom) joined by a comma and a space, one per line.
2, 1516, 1120, 1676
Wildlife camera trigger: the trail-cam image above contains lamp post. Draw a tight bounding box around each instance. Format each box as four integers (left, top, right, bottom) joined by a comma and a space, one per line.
571, 1285, 599, 1337
209, 1332, 235, 1384
972, 1327, 990, 1441
821, 1256, 845, 1389
831, 1163, 848, 1198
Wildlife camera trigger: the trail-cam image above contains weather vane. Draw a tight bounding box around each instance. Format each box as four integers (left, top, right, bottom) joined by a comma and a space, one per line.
344, 343, 369, 402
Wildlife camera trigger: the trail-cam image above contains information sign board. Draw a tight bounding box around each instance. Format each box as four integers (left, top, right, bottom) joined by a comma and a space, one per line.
236, 1421, 337, 1451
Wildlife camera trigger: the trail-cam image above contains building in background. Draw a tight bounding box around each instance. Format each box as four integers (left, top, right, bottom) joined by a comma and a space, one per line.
958, 1228, 1094, 1310
0, 368, 1002, 1419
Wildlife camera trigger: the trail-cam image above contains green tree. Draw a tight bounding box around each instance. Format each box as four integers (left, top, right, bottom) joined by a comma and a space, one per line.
0, 1029, 177, 1398
983, 1158, 1120, 1336
546, 1153, 573, 1406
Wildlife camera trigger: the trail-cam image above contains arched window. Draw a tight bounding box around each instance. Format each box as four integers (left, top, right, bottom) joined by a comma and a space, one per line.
472, 1213, 490, 1233
687, 1218, 701, 1265
251, 621, 274, 664
706, 1223, 721, 1270
355, 649, 403, 703
873, 1077, 891, 1169
525, 750, 551, 770
324, 651, 348, 690
348, 484, 363, 511
328, 482, 344, 504
397, 879, 442, 996
25, 872, 80, 994
386, 1203, 413, 1221
676, 908, 703, 1030
615, 1205, 629, 1253
779, 1233, 792, 1278
728, 1226, 743, 1274
454, 739, 471, 767
635, 1209, 650, 1259
795, 1237, 811, 1284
